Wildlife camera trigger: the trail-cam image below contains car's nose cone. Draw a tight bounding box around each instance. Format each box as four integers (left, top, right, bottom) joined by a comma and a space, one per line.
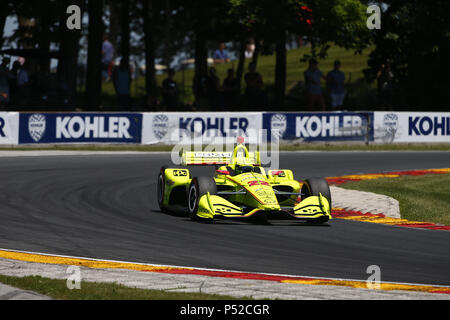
263, 204, 281, 211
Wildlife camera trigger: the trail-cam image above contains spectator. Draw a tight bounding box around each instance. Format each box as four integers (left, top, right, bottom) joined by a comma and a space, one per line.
223, 68, 239, 107
327, 60, 346, 110
0, 57, 11, 108
16, 61, 31, 106
304, 58, 326, 110
17, 62, 30, 87
162, 68, 178, 109
193, 64, 209, 109
10, 60, 21, 73
245, 40, 255, 59
8, 60, 21, 105
112, 58, 132, 108
102, 35, 115, 81
298, 36, 304, 48
244, 62, 262, 90
213, 43, 230, 64
377, 60, 395, 110
243, 62, 268, 109
206, 67, 222, 107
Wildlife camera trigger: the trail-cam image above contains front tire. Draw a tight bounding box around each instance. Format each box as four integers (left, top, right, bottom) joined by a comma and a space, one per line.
301, 177, 332, 209
188, 176, 217, 221
157, 166, 167, 212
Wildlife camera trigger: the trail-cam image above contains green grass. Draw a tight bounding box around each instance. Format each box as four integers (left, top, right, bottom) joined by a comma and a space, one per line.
100, 44, 374, 107
0, 275, 249, 300
340, 174, 450, 225
1, 143, 450, 152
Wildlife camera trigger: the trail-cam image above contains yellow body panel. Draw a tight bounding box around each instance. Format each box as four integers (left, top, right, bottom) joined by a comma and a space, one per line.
293, 194, 332, 220
196, 193, 244, 219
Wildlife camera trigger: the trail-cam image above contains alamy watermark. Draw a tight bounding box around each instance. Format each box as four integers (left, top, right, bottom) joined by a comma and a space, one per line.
366, 265, 381, 289
66, 265, 81, 290
67, 4, 382, 31
66, 5, 81, 30
367, 5, 381, 30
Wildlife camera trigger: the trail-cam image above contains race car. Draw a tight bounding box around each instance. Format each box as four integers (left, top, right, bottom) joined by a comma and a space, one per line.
157, 137, 332, 224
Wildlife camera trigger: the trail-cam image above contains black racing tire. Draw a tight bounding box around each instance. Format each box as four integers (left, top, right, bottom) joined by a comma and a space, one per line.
187, 176, 217, 221
157, 166, 167, 212
301, 177, 332, 210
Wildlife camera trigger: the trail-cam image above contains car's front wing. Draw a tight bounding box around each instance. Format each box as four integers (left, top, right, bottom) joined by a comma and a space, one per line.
195, 193, 332, 223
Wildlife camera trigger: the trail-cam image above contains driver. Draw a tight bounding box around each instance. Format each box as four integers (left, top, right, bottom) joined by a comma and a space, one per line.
235, 164, 254, 174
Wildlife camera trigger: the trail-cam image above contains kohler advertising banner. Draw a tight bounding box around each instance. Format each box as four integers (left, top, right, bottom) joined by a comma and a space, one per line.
263, 112, 374, 142
374, 112, 450, 143
2, 111, 449, 145
141, 112, 263, 145
18, 113, 142, 144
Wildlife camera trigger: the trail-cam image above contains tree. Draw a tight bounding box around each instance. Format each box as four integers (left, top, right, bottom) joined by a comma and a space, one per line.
37, 0, 52, 74
85, 0, 104, 108
143, 0, 157, 107
183, 1, 240, 106
107, 0, 120, 51
162, 0, 172, 68
366, 0, 450, 109
120, 0, 130, 64
230, 0, 370, 106
57, 0, 84, 104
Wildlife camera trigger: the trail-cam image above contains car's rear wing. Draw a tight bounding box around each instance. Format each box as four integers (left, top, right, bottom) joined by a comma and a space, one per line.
180, 150, 260, 166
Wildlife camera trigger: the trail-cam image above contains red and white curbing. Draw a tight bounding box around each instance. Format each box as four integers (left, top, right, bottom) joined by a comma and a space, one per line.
327, 168, 450, 230
331, 186, 400, 218
0, 255, 449, 300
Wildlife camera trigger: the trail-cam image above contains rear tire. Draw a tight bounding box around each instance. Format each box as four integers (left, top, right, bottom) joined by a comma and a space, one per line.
187, 176, 217, 221
301, 177, 332, 209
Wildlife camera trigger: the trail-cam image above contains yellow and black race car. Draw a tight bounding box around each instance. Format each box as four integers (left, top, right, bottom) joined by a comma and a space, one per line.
157, 138, 332, 224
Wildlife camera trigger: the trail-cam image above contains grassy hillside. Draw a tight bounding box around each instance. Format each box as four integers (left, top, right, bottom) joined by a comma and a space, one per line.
101, 44, 375, 109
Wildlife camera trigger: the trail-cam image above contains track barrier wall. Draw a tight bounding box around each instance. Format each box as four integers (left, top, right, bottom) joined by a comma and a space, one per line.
374, 112, 450, 143
0, 111, 448, 145
262, 112, 373, 143
0, 112, 19, 145
141, 112, 262, 145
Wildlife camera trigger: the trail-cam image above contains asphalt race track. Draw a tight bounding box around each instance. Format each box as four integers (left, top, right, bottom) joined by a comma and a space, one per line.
0, 151, 449, 285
